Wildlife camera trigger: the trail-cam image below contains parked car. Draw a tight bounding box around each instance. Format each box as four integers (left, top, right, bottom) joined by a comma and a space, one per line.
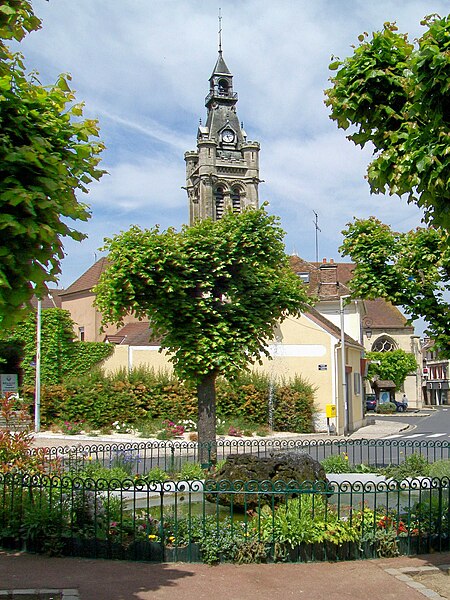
365, 394, 377, 412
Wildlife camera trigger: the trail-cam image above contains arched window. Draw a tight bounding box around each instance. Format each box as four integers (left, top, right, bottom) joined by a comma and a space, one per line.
218, 79, 229, 94
371, 336, 397, 352
215, 187, 224, 220
231, 188, 241, 213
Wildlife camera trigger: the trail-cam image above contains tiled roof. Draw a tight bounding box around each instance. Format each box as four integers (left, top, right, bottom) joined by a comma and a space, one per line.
289, 255, 411, 332
363, 299, 411, 330
105, 322, 161, 346
60, 257, 109, 296
30, 290, 64, 309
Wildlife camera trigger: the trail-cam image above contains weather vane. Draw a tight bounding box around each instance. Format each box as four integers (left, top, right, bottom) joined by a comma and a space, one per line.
218, 8, 222, 53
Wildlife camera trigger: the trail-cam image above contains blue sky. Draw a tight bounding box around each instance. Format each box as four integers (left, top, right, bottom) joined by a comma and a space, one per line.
19, 0, 449, 293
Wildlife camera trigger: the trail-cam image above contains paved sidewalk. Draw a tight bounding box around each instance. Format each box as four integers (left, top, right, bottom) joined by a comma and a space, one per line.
31, 417, 415, 449
1, 550, 449, 600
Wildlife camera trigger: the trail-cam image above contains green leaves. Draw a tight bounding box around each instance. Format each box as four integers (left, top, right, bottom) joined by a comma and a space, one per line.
341, 217, 450, 356
95, 207, 313, 384
0, 1, 105, 328
325, 15, 450, 231
366, 350, 418, 389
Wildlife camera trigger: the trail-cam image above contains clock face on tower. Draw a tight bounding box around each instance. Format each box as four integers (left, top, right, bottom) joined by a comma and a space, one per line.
221, 129, 235, 143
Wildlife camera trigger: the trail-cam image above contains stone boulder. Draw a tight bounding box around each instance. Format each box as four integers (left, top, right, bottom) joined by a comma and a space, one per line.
205, 452, 329, 509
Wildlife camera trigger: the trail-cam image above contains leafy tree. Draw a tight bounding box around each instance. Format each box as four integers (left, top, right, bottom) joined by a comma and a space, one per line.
0, 1, 105, 328
0, 308, 113, 385
325, 15, 450, 230
341, 217, 450, 356
366, 349, 418, 390
94, 207, 312, 459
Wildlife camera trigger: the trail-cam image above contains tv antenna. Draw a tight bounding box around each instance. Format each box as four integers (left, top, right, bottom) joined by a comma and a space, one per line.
313, 210, 321, 264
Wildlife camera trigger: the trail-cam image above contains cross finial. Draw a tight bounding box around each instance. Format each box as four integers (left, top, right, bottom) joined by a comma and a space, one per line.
218, 8, 222, 54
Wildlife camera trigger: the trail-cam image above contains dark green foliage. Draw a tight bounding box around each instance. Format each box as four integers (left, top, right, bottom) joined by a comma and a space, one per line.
273, 377, 316, 432
22, 368, 316, 431
376, 402, 397, 414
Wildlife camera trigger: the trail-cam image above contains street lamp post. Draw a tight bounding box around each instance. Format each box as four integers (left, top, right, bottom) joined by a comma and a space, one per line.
34, 298, 41, 433
340, 295, 351, 436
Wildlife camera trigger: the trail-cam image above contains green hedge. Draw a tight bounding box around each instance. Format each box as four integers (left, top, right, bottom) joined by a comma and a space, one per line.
23, 368, 316, 432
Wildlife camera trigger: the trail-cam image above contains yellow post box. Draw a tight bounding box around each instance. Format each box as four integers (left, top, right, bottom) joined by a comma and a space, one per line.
325, 404, 336, 418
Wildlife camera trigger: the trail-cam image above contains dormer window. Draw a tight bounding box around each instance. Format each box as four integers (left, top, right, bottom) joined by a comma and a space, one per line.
297, 272, 310, 283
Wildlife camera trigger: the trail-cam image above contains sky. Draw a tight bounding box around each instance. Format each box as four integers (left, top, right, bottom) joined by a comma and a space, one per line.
17, 0, 449, 296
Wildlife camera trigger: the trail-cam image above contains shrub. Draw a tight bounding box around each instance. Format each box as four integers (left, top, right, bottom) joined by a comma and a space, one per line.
321, 453, 353, 474
22, 368, 316, 433
0, 393, 61, 475
376, 402, 397, 414
428, 460, 450, 479
179, 462, 205, 481
382, 453, 430, 480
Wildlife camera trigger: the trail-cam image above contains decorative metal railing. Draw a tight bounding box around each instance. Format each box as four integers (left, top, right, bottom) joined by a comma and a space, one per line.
1, 473, 449, 563
31, 438, 450, 474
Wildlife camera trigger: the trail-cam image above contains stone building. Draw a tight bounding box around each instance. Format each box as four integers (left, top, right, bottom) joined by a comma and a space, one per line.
184, 50, 260, 224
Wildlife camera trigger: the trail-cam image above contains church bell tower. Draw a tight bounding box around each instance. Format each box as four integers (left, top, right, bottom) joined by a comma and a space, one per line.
185, 44, 260, 224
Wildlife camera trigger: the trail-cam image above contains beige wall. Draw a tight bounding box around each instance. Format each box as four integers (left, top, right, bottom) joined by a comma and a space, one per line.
100, 312, 364, 435
61, 293, 141, 342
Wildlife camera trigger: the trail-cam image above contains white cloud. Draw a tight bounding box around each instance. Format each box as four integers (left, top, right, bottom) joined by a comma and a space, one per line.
19, 0, 449, 283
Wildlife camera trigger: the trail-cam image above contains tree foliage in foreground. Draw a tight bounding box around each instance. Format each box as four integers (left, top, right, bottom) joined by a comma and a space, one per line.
325, 14, 450, 230
341, 218, 450, 357
366, 349, 418, 390
0, 1, 105, 327
94, 207, 313, 454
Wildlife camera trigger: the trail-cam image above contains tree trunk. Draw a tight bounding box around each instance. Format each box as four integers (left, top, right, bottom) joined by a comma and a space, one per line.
197, 371, 217, 466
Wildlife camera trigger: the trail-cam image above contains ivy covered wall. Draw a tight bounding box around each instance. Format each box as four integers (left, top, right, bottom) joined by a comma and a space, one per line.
0, 308, 113, 385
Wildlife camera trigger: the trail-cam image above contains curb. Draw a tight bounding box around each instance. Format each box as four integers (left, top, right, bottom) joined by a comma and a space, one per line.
384, 565, 450, 600
0, 590, 79, 599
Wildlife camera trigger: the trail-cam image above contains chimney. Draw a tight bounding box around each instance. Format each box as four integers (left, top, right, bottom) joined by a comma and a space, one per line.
319, 258, 339, 298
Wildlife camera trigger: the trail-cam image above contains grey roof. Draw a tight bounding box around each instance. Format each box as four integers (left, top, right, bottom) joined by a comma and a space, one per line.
210, 52, 231, 77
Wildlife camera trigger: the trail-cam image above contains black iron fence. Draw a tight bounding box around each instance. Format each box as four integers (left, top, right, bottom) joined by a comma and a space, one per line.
1, 473, 449, 563
33, 438, 450, 475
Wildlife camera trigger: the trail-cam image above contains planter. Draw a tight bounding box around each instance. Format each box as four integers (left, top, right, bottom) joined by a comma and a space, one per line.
127, 540, 164, 562
164, 543, 201, 562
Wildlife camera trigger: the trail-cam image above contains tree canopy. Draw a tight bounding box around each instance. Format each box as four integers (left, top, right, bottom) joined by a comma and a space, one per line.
366, 349, 418, 390
325, 14, 450, 230
0, 1, 105, 327
341, 217, 450, 356
94, 207, 313, 453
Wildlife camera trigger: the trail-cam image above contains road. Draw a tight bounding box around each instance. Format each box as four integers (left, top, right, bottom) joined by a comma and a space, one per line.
382, 406, 450, 443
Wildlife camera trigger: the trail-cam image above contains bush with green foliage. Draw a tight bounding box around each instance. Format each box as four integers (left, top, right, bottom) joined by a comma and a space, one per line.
382, 453, 430, 480
22, 368, 316, 432
428, 460, 450, 479
376, 402, 397, 414
320, 453, 353, 474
